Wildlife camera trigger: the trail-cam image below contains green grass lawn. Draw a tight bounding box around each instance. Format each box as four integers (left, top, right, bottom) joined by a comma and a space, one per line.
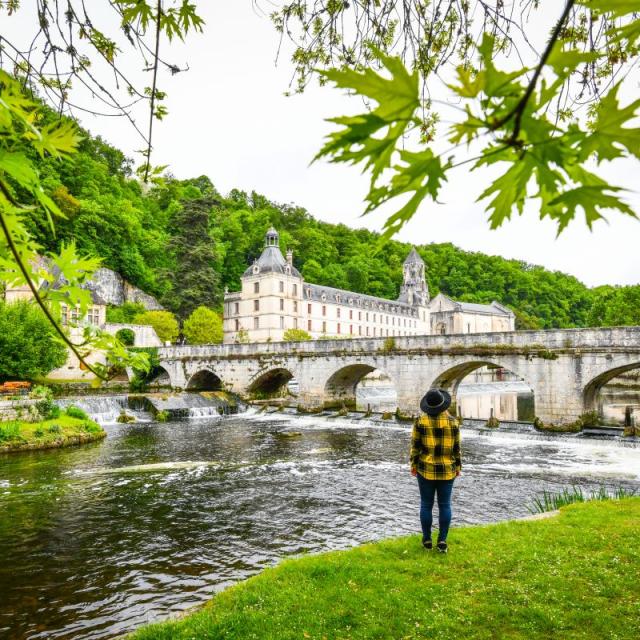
130, 498, 640, 640
0, 414, 105, 452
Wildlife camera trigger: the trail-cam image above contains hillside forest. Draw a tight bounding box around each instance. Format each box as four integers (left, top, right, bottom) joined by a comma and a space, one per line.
24, 122, 639, 331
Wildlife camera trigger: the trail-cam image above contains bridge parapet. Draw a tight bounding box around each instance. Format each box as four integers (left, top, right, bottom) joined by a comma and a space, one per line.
159, 326, 640, 360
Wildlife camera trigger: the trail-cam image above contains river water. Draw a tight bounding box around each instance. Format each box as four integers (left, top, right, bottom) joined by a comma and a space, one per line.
1, 409, 639, 640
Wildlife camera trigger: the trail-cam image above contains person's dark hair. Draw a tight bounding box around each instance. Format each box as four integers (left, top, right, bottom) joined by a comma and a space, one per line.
420, 388, 452, 417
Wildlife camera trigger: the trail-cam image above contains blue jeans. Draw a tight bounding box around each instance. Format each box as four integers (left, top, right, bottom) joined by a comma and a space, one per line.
416, 474, 455, 543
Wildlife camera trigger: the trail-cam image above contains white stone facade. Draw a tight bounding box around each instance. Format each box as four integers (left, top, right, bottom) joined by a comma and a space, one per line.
223, 228, 515, 344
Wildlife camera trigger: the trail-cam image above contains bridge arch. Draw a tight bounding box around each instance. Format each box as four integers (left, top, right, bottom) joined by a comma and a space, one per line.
583, 361, 640, 417
324, 363, 397, 410
247, 367, 295, 397
146, 365, 172, 387
429, 359, 535, 421
186, 369, 223, 391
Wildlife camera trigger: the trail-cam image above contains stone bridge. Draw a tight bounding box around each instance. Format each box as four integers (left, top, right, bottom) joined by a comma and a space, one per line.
156, 327, 640, 425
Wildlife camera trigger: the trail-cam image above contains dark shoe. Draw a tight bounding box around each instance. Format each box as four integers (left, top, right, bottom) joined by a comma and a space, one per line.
422, 539, 433, 550
437, 541, 448, 554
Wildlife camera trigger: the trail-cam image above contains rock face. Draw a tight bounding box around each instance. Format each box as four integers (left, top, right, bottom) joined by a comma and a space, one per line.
88, 268, 163, 309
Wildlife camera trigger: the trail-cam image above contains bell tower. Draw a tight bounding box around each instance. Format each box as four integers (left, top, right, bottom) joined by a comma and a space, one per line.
399, 248, 429, 306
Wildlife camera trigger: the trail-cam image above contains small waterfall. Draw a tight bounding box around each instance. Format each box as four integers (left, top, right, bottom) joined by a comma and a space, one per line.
145, 392, 242, 420
56, 396, 135, 425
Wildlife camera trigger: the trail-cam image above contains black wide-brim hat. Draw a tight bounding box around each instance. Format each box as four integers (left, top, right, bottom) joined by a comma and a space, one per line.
420, 388, 452, 417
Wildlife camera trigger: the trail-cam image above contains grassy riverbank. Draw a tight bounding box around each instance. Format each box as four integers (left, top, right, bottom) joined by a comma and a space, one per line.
130, 498, 640, 640
0, 415, 105, 453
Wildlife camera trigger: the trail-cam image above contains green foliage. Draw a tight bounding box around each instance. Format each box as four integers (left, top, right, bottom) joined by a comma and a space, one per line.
65, 406, 89, 420
155, 410, 169, 422
167, 198, 221, 318
107, 303, 147, 323
313, 12, 640, 237
133, 310, 179, 343
282, 328, 312, 342
115, 328, 136, 346
182, 306, 223, 345
0, 421, 20, 442
0, 301, 67, 381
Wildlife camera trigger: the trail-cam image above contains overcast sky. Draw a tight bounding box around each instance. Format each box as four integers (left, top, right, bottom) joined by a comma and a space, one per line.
50, 3, 640, 287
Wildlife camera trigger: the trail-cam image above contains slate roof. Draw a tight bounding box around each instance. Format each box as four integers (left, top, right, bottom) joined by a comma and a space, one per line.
242, 246, 302, 278
403, 247, 424, 264
304, 283, 418, 316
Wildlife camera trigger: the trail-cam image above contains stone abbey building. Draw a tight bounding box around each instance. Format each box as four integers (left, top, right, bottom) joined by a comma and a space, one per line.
223, 228, 514, 343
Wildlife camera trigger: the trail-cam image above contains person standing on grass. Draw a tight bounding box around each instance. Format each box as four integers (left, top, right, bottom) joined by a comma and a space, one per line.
410, 388, 462, 554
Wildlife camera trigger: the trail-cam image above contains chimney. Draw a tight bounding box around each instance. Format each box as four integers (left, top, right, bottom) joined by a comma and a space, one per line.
286, 249, 293, 266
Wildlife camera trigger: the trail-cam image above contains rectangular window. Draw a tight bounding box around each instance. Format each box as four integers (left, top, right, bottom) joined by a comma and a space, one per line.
293, 301, 298, 312
235, 319, 239, 331
308, 319, 312, 331
373, 327, 376, 336
373, 314, 376, 323
337, 323, 341, 334
358, 311, 362, 321
280, 316, 284, 329
60, 304, 68, 326
359, 326, 362, 335
254, 282, 259, 294
279, 281, 284, 292
366, 327, 369, 336
293, 284, 298, 296
322, 321, 326, 333
294, 318, 298, 329
280, 299, 284, 311
308, 303, 312, 314
254, 300, 260, 311
71, 307, 79, 323
322, 305, 326, 316
254, 317, 259, 329
349, 310, 353, 320
234, 302, 239, 314
350, 324, 353, 334
366, 312, 369, 322
337, 308, 341, 318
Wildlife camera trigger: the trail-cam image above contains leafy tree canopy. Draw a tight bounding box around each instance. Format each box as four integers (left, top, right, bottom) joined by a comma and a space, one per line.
133, 310, 179, 343
183, 307, 223, 345
0, 301, 68, 381
273, 1, 640, 237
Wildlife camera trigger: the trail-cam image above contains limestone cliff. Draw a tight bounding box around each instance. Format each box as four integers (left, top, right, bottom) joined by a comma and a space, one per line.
87, 268, 163, 309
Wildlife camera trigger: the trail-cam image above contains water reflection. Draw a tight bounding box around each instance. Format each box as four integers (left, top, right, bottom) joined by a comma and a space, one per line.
0, 413, 638, 640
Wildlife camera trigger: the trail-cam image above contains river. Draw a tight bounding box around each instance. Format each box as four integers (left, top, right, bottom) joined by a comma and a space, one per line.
1, 407, 639, 639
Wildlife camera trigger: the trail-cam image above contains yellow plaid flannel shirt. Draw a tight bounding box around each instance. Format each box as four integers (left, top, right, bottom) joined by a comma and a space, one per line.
410, 412, 461, 480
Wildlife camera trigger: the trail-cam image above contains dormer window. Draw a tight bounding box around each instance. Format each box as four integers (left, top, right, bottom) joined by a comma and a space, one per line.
252, 265, 259, 275
321, 293, 327, 302
336, 294, 341, 304
348, 298, 353, 305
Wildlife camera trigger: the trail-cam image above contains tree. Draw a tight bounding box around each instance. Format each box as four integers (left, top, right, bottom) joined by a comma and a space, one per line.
0, 302, 67, 381
283, 328, 312, 342
115, 328, 136, 346
167, 198, 221, 318
0, 2, 204, 380
274, 1, 640, 237
133, 310, 179, 343
183, 307, 223, 344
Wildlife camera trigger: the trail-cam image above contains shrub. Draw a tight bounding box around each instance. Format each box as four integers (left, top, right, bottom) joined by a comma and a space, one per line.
0, 301, 67, 380
283, 328, 312, 342
36, 398, 60, 420
182, 307, 223, 344
133, 310, 179, 343
116, 328, 136, 346
48, 424, 62, 434
381, 411, 393, 420
155, 410, 169, 422
34, 428, 45, 438
65, 406, 89, 420
382, 337, 396, 353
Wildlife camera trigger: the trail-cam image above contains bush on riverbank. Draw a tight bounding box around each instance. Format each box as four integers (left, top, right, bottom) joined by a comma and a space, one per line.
0, 415, 105, 452
129, 498, 640, 640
